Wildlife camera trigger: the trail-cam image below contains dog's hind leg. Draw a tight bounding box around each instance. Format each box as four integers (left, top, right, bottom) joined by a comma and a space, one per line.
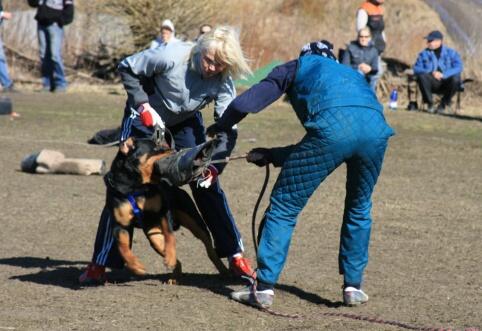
114, 227, 146, 275
173, 210, 230, 277
171, 188, 230, 277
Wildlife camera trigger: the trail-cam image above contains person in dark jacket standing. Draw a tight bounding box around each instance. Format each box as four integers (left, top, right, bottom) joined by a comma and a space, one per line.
341, 27, 379, 91
28, 0, 74, 93
356, 0, 385, 91
207, 40, 395, 308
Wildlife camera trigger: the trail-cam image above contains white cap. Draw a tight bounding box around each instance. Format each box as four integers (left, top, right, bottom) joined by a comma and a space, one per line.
161, 19, 175, 32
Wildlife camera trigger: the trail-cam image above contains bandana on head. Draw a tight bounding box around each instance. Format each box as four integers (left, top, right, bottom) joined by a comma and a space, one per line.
299, 40, 338, 62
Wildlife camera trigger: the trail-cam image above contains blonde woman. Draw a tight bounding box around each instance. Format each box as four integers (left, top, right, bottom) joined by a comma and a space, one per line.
79, 25, 255, 285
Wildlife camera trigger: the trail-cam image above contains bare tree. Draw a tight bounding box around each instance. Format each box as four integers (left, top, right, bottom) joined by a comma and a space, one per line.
101, 0, 223, 52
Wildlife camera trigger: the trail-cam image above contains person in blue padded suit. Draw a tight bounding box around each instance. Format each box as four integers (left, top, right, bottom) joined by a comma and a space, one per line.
207, 40, 395, 307
79, 25, 256, 285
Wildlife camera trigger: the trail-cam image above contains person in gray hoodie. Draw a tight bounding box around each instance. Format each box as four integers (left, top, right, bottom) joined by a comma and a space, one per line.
79, 25, 256, 285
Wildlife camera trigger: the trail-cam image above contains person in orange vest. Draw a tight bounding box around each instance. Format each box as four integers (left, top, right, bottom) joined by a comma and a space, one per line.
356, 0, 385, 91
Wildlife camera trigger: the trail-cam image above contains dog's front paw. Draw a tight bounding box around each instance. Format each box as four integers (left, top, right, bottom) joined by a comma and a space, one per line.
126, 261, 146, 275
164, 257, 177, 270
167, 260, 182, 285
167, 278, 179, 285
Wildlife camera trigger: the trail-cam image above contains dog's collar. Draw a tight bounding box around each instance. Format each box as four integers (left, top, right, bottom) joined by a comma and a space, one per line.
127, 192, 145, 228
105, 172, 148, 228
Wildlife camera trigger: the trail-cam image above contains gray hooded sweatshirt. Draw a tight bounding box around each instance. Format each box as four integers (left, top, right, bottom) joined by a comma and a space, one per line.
118, 42, 236, 127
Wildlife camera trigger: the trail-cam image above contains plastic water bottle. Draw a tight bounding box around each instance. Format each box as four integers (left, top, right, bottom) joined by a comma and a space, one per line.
389, 86, 398, 110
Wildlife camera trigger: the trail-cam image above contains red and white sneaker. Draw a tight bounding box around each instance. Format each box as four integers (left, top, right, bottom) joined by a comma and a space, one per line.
79, 262, 107, 286
229, 255, 256, 279
10, 111, 21, 118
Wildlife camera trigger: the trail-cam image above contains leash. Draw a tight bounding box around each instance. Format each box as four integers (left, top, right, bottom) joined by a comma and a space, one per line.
210, 154, 269, 257
250, 280, 478, 331
209, 154, 248, 164
245, 169, 479, 331
251, 164, 269, 258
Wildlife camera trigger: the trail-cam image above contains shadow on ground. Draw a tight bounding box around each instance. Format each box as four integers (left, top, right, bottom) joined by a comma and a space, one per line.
0, 256, 342, 307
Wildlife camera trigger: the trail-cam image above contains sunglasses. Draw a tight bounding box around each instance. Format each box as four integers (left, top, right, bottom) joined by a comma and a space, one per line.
359, 35, 370, 38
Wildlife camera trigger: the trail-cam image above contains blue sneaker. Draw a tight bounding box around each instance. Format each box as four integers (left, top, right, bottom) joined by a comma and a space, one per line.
230, 283, 274, 308
343, 286, 369, 306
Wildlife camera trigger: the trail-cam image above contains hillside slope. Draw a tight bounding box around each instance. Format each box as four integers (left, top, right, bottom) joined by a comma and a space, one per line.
3, 1, 480, 83
422, 0, 482, 55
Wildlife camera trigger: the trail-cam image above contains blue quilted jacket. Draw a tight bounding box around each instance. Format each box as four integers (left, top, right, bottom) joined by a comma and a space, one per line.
273, 56, 386, 165
219, 55, 391, 166
289, 55, 382, 121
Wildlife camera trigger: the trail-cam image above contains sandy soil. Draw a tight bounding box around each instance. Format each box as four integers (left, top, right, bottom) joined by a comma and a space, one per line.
0, 92, 481, 331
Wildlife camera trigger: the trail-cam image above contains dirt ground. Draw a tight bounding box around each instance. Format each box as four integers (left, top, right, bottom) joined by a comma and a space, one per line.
0, 91, 481, 331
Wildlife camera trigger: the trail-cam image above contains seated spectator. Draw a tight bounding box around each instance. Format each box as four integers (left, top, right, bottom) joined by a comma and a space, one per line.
341, 27, 379, 91
193, 24, 212, 43
149, 19, 181, 49
413, 30, 463, 114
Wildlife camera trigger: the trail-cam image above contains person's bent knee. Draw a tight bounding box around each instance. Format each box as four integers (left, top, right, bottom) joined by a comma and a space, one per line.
444, 75, 460, 86
416, 72, 431, 82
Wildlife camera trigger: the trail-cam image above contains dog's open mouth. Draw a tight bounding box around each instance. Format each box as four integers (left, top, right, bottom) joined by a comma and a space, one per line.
154, 139, 218, 186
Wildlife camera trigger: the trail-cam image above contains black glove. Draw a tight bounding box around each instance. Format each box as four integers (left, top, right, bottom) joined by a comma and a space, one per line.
206, 122, 231, 138
247, 148, 273, 167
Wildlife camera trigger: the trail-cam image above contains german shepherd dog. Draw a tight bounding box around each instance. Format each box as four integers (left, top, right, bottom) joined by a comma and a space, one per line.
104, 136, 230, 284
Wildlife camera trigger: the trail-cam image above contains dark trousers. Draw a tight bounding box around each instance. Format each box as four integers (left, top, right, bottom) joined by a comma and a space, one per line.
416, 72, 460, 106
91, 107, 243, 269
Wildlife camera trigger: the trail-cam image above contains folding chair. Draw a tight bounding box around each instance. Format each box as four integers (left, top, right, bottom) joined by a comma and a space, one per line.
407, 74, 473, 113
455, 78, 474, 114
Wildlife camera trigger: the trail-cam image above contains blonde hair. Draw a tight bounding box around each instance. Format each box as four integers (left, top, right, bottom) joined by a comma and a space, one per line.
190, 25, 252, 81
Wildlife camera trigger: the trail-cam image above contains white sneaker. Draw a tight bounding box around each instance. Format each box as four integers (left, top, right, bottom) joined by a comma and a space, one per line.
230, 283, 274, 308
343, 286, 369, 306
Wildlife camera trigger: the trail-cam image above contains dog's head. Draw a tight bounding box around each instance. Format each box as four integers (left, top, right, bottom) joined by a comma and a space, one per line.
154, 139, 218, 187
107, 137, 175, 194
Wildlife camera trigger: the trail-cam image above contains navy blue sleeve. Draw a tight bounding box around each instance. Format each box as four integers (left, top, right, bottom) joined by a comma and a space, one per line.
217, 60, 298, 130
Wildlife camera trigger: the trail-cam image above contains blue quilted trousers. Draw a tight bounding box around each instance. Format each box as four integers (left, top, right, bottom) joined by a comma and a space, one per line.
257, 106, 394, 286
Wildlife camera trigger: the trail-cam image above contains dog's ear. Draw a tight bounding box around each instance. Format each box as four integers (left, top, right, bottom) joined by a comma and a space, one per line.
119, 137, 135, 155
